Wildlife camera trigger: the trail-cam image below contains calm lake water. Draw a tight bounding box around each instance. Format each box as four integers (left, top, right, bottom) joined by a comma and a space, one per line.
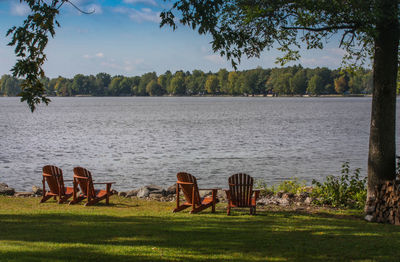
1, 96, 399, 191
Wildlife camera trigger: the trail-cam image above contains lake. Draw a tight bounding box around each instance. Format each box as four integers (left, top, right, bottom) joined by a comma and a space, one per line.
0, 96, 399, 191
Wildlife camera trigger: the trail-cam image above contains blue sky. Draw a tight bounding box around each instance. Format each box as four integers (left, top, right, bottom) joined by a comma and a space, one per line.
0, 0, 350, 78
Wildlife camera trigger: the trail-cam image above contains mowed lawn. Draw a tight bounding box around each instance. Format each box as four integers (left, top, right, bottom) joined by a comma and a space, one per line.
0, 196, 399, 261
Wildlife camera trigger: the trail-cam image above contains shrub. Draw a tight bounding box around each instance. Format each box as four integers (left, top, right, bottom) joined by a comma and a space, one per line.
274, 178, 306, 194
311, 162, 367, 209
255, 177, 306, 196
255, 180, 274, 196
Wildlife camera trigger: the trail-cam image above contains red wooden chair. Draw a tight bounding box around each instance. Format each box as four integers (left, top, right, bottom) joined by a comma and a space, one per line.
41, 165, 74, 204
69, 167, 115, 206
173, 172, 219, 214
225, 173, 260, 215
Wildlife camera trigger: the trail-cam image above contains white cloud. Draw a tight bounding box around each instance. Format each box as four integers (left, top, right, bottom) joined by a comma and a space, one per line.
113, 7, 160, 23
113, 7, 129, 14
327, 48, 347, 56
204, 54, 225, 64
10, 2, 30, 16
83, 52, 105, 59
123, 0, 157, 6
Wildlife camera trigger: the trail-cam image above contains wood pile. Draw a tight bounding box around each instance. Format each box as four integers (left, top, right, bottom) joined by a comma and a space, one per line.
366, 180, 400, 225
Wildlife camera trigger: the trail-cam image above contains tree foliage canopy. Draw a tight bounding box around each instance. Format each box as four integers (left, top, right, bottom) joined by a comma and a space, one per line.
7, 0, 65, 111
160, 0, 392, 68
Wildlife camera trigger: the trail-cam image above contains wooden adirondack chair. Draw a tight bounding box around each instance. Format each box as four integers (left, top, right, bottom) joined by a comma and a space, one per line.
225, 173, 260, 215
173, 172, 219, 214
69, 167, 115, 206
41, 165, 74, 204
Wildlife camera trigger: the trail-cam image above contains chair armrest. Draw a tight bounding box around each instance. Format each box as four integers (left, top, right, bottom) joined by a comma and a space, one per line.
93, 182, 116, 184
176, 181, 194, 185
74, 175, 89, 180
64, 180, 73, 182
253, 189, 261, 192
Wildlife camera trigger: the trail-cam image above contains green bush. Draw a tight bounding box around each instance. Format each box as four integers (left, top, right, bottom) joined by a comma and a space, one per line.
255, 177, 306, 196
275, 178, 306, 194
311, 162, 367, 209
254, 180, 275, 196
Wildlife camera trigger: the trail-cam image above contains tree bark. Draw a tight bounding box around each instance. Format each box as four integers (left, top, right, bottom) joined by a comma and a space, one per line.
367, 0, 399, 200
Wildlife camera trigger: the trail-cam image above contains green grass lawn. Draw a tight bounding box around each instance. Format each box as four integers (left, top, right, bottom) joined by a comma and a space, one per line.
0, 196, 399, 261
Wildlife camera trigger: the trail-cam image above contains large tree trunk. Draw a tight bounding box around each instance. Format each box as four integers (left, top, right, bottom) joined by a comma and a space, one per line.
367, 0, 399, 201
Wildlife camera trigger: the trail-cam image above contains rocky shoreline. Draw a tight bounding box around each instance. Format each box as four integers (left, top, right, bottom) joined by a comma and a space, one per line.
0, 182, 315, 207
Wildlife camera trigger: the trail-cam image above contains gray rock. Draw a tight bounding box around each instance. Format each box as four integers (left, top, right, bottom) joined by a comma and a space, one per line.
257, 197, 279, 206
278, 198, 290, 206
165, 184, 176, 195
276, 191, 284, 198
282, 193, 294, 199
126, 189, 139, 197
149, 193, 163, 199
217, 190, 227, 200
304, 197, 313, 205
151, 189, 166, 196
298, 192, 310, 200
32, 185, 43, 195
137, 187, 151, 198
14, 192, 34, 197
364, 214, 375, 222
199, 190, 212, 198
0, 183, 15, 196
146, 184, 163, 191
118, 191, 127, 197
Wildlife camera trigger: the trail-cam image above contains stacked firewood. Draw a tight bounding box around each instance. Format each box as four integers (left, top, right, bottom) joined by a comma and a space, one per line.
366, 180, 400, 225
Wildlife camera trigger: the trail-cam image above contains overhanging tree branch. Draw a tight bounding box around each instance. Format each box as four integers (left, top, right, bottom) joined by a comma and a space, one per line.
281, 25, 357, 32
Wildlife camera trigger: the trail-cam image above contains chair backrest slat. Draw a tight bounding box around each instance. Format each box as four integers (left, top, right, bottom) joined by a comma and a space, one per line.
177, 172, 201, 206
228, 173, 253, 207
73, 167, 95, 198
42, 165, 65, 194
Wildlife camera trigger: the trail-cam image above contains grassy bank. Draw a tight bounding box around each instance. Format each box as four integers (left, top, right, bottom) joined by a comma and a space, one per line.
0, 196, 399, 261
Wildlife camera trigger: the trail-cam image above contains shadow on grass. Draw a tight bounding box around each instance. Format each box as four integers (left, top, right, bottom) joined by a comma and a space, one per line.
0, 209, 400, 261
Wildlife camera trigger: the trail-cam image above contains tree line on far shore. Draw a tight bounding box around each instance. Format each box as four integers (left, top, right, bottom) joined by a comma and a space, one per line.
0, 65, 374, 97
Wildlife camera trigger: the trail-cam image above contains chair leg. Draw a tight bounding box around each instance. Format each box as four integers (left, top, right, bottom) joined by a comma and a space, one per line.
59, 193, 73, 204
211, 189, 217, 213
190, 203, 212, 214
69, 195, 85, 205
40, 194, 53, 203
227, 206, 231, 216
106, 184, 111, 205
173, 204, 190, 213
